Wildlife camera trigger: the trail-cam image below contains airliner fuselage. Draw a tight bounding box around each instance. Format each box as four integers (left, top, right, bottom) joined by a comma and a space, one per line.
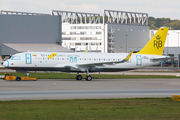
3, 52, 166, 72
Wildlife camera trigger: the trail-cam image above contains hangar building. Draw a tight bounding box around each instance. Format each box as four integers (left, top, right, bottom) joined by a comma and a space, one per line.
0, 11, 70, 59
56, 10, 150, 53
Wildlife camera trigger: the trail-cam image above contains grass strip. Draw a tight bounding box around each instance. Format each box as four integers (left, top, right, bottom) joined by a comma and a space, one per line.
0, 72, 179, 79
0, 98, 179, 120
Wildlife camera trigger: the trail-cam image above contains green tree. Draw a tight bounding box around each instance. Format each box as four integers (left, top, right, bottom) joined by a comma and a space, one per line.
148, 17, 157, 29
170, 20, 180, 30
155, 18, 163, 28
150, 24, 157, 30
160, 21, 170, 27
148, 17, 178, 30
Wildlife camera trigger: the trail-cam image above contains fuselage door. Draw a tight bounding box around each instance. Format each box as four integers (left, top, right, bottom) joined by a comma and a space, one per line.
136, 55, 142, 66
25, 53, 32, 64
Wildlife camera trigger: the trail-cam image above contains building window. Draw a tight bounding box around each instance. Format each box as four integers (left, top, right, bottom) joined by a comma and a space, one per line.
62, 32, 66, 35
62, 37, 76, 40
71, 26, 76, 29
80, 32, 86, 35
70, 43, 75, 46
75, 43, 81, 45
80, 37, 97, 40
70, 26, 102, 30
96, 32, 101, 35
70, 32, 76, 35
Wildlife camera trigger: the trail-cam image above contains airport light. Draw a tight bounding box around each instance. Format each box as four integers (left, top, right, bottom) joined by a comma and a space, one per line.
125, 29, 133, 53
177, 32, 180, 68
167, 33, 169, 56
125, 35, 128, 53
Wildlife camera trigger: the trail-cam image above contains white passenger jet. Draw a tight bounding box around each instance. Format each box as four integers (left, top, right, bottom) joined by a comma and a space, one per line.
3, 27, 171, 81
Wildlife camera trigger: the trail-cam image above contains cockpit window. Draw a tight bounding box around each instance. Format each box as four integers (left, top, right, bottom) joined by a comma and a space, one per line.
11, 56, 21, 60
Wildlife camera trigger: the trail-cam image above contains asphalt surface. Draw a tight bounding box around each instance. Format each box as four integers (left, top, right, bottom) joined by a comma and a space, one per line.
0, 79, 180, 100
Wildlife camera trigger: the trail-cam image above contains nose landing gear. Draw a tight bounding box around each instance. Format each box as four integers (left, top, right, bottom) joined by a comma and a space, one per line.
25, 71, 30, 77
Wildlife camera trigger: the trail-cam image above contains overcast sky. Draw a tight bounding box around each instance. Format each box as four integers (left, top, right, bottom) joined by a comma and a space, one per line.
0, 0, 179, 20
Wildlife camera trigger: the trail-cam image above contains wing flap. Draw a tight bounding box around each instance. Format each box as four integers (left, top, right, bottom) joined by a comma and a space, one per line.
64, 65, 86, 71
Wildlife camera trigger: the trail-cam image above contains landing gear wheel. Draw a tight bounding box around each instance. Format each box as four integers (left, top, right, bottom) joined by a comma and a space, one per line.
76, 75, 82, 80
85, 76, 92, 81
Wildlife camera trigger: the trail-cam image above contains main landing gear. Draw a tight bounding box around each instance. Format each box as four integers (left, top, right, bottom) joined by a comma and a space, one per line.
76, 74, 82, 80
25, 71, 30, 77
76, 70, 92, 81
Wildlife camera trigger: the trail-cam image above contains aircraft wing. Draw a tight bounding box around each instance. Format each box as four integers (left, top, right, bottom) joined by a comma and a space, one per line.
150, 57, 175, 62
63, 51, 134, 72
77, 50, 134, 67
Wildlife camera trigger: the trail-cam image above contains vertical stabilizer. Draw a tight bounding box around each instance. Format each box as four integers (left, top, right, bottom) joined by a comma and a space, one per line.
137, 27, 169, 55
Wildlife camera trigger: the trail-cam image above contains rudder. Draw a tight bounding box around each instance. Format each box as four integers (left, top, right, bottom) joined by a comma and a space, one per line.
137, 27, 169, 55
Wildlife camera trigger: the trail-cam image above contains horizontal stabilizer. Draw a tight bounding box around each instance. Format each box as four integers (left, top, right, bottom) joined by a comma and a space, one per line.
151, 57, 175, 62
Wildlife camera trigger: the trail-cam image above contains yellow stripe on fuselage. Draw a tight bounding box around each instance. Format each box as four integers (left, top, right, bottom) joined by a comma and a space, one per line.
48, 53, 57, 59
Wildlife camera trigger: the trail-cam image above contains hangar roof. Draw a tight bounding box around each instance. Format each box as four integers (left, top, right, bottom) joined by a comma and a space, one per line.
2, 43, 72, 53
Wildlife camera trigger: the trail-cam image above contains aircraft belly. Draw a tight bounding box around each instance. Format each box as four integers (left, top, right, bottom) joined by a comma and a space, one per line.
8, 67, 67, 71
89, 68, 134, 72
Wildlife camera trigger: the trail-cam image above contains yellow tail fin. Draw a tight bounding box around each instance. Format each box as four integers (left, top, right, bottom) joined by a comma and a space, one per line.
137, 27, 169, 55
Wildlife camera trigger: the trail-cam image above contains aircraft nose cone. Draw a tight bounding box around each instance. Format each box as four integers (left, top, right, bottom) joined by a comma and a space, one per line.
3, 61, 9, 67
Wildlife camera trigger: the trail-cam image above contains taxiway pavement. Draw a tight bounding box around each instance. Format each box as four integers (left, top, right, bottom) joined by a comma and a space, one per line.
0, 79, 180, 100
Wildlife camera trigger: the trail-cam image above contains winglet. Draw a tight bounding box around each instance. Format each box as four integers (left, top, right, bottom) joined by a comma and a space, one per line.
125, 50, 134, 61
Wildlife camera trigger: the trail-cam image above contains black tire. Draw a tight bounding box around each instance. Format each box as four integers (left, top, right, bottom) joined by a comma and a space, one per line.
16, 77, 21, 81
85, 76, 92, 81
76, 75, 82, 80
